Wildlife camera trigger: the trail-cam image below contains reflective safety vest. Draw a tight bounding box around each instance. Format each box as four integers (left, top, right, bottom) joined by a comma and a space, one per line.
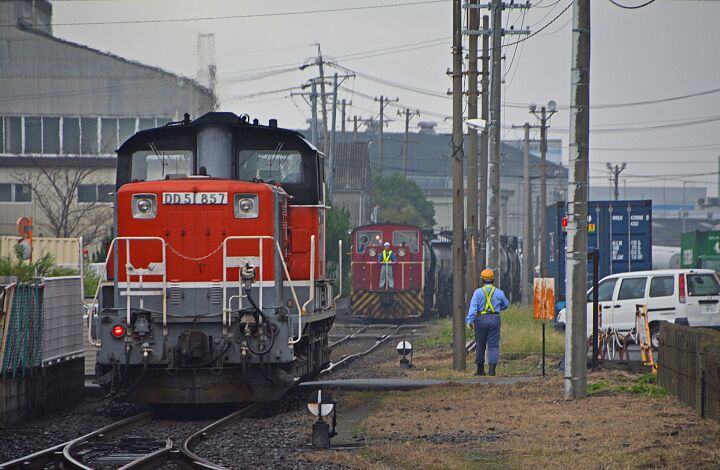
480, 286, 496, 314
381, 250, 394, 264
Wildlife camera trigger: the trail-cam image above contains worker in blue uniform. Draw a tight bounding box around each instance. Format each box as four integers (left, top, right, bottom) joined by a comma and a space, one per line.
378, 241, 396, 289
466, 268, 510, 376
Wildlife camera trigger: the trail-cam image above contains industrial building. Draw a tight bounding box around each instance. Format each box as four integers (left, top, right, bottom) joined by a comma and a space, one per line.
0, 0, 215, 247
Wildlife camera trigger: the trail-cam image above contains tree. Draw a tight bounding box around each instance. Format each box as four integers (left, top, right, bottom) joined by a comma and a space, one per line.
13, 166, 113, 245
372, 171, 435, 227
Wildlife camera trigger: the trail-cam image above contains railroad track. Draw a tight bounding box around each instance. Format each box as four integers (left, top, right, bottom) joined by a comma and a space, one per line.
1, 403, 262, 470
321, 323, 405, 374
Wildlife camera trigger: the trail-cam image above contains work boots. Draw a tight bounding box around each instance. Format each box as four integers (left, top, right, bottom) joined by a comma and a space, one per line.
488, 363, 497, 376
474, 364, 485, 376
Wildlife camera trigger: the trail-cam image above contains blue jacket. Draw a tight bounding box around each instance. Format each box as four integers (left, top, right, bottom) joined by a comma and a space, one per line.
466, 284, 510, 324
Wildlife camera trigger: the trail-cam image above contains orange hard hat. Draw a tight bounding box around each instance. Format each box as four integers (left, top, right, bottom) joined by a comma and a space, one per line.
480, 269, 495, 282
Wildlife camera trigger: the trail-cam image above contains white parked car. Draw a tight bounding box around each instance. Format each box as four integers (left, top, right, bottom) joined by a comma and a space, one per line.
556, 269, 720, 348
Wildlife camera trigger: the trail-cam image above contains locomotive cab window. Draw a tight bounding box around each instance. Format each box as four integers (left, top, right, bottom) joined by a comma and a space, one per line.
131, 150, 193, 181
392, 231, 419, 253
356, 231, 382, 253
238, 149, 303, 183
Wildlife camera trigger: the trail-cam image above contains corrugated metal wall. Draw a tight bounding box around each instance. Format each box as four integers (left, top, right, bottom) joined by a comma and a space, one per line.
0, 237, 81, 267
42, 277, 83, 364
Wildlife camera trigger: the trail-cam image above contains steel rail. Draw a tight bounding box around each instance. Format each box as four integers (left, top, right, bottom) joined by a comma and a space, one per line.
178, 402, 263, 469
321, 324, 402, 374
329, 325, 368, 348
0, 411, 153, 470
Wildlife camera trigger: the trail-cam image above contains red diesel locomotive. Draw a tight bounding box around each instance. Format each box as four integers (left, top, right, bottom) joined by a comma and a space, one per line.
350, 223, 426, 320
89, 112, 336, 404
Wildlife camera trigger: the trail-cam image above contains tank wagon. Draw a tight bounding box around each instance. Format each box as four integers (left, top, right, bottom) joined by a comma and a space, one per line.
89, 112, 335, 404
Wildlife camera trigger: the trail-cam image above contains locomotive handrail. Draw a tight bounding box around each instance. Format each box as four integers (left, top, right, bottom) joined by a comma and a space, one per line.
222, 235, 274, 330
301, 235, 316, 315
350, 260, 424, 292
332, 239, 342, 305
87, 237, 167, 348
221, 236, 304, 345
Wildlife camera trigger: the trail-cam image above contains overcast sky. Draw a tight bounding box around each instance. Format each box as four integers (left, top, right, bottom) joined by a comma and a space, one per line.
49, 0, 720, 194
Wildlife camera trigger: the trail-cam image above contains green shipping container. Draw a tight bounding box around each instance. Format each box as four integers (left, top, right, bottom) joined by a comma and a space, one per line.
680, 230, 720, 271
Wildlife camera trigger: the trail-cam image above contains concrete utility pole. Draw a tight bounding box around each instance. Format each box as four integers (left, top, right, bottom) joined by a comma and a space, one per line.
310, 80, 318, 147
530, 102, 557, 278
451, 0, 466, 372
401, 108, 420, 177
341, 99, 347, 135
466, 0, 480, 298
328, 73, 338, 199
479, 14, 490, 270
522, 123, 532, 304
315, 43, 329, 153
352, 116, 358, 141
606, 162, 627, 201
486, 0, 503, 269
565, 0, 590, 400
374, 95, 399, 172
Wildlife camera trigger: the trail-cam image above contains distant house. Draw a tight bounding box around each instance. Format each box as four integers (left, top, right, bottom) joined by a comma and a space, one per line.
0, 0, 215, 246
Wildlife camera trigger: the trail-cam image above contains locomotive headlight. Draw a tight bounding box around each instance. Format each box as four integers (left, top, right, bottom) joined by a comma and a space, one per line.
398, 248, 406, 257
234, 194, 259, 218
132, 194, 157, 219
368, 248, 376, 257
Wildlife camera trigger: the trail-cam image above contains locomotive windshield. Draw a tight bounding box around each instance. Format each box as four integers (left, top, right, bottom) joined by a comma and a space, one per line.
131, 150, 193, 181
393, 230, 420, 253
238, 149, 303, 183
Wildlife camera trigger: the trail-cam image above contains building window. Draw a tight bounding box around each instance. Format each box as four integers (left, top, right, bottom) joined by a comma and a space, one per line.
78, 184, 114, 203
43, 117, 60, 154
81, 117, 98, 154
5, 117, 21, 154
25, 117, 42, 153
63, 117, 80, 154
118, 118, 136, 146
101, 118, 117, 154
0, 183, 32, 203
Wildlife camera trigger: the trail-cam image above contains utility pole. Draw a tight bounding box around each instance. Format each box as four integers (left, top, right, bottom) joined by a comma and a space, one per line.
466, 0, 480, 298
328, 73, 338, 199
486, 0, 503, 269
352, 115, 358, 141
310, 80, 318, 147
315, 43, 329, 154
401, 109, 419, 176
522, 123, 532, 304
565, 0, 590, 400
374, 95, 398, 173
479, 14, 490, 270
341, 99, 347, 134
606, 162, 627, 201
530, 102, 557, 278
451, 0, 466, 372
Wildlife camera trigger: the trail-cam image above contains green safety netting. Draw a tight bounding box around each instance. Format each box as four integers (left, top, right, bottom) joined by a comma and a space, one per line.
1, 281, 44, 377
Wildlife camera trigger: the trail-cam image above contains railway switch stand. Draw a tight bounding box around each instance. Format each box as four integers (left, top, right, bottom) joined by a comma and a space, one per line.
307, 390, 337, 449
397, 340, 414, 369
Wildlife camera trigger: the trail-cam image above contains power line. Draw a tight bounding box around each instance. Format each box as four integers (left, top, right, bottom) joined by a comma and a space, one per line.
608, 0, 657, 9
502, 1, 573, 48
8, 0, 449, 27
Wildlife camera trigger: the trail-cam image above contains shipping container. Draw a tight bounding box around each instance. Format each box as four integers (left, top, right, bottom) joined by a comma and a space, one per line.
546, 200, 653, 300
680, 230, 720, 271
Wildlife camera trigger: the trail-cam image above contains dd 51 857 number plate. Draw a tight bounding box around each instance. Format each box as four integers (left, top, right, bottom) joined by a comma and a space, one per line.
162, 192, 228, 205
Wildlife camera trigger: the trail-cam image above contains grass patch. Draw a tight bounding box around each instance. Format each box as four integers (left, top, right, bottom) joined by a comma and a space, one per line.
587, 373, 667, 398
418, 305, 564, 354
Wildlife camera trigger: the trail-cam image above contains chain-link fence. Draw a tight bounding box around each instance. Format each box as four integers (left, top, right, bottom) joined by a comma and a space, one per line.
1, 281, 44, 377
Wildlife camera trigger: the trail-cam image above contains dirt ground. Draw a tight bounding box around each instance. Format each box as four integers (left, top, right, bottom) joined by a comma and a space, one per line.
301, 346, 720, 469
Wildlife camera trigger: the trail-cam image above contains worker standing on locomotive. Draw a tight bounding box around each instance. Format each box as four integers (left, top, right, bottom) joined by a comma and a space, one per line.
466, 268, 510, 376
378, 241, 396, 289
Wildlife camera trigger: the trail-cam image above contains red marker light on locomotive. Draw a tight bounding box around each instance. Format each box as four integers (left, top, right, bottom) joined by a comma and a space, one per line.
561, 217, 568, 230
111, 325, 126, 338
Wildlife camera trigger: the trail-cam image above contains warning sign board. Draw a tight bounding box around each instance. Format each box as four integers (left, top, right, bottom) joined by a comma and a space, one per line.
533, 278, 555, 321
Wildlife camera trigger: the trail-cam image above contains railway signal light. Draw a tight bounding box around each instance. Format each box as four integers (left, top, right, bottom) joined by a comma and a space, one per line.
111, 324, 126, 338
396, 340, 413, 369
307, 390, 337, 448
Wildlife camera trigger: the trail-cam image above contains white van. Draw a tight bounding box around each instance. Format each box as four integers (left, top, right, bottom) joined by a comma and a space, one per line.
556, 269, 720, 348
